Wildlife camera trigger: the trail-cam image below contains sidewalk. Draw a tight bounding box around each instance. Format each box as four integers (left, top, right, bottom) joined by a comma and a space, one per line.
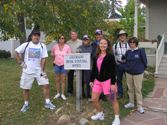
121, 78, 167, 125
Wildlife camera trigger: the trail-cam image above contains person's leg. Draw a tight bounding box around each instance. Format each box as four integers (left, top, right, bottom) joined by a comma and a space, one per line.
67, 70, 74, 95
55, 73, 61, 95
124, 73, 135, 108
60, 73, 67, 100
23, 89, 29, 102
54, 65, 61, 98
133, 74, 144, 111
92, 92, 102, 112
37, 74, 55, 110
116, 65, 124, 98
111, 99, 120, 125
91, 80, 104, 120
20, 72, 34, 112
60, 73, 66, 95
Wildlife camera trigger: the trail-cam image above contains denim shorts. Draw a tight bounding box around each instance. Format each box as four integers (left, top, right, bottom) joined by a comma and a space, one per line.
54, 65, 66, 74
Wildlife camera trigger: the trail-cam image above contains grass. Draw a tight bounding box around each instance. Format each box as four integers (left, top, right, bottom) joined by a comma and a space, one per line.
0, 57, 154, 125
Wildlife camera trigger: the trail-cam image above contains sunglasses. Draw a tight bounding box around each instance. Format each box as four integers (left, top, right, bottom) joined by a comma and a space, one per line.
129, 41, 136, 43
60, 37, 65, 39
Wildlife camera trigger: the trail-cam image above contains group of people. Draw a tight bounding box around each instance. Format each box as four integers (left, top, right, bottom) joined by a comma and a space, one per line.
15, 29, 147, 125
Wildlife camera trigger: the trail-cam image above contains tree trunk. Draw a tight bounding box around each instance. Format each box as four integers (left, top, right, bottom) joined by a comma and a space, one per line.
17, 13, 26, 43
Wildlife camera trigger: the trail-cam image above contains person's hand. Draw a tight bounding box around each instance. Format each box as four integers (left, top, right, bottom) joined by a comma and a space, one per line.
41, 71, 47, 78
89, 82, 94, 88
20, 62, 27, 69
111, 84, 117, 93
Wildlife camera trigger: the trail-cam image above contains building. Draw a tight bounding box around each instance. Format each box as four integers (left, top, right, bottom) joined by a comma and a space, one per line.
140, 0, 167, 78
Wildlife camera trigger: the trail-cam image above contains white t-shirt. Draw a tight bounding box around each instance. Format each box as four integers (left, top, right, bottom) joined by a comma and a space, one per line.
15, 41, 48, 74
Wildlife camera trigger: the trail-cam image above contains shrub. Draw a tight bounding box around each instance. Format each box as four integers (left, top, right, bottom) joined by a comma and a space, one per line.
0, 50, 11, 58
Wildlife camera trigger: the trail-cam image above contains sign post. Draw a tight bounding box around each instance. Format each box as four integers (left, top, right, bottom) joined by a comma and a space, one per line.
64, 53, 91, 112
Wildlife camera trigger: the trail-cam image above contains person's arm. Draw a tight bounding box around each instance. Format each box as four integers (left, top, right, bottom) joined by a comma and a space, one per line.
41, 58, 46, 72
41, 44, 48, 73
140, 49, 148, 69
15, 43, 27, 67
15, 51, 22, 64
90, 57, 96, 83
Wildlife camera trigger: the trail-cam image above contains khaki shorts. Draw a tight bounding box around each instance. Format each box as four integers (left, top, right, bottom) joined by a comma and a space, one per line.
20, 72, 49, 89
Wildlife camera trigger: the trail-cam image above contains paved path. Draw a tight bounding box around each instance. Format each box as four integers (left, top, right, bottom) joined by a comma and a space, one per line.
121, 78, 167, 125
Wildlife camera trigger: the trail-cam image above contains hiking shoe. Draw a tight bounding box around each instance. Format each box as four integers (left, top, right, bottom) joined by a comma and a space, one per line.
124, 103, 135, 109
138, 107, 145, 114
45, 102, 56, 110
61, 94, 67, 100
112, 118, 120, 125
20, 104, 29, 113
53, 93, 61, 99
91, 112, 104, 121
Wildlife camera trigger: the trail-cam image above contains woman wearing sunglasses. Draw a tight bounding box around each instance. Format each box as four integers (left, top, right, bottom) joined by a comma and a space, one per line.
51, 34, 71, 100
124, 37, 147, 114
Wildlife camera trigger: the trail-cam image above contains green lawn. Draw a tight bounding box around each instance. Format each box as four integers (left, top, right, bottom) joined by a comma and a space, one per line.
0, 57, 154, 125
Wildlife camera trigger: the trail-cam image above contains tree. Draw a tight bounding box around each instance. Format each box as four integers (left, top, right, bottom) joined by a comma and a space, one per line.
0, 0, 109, 43
119, 0, 145, 38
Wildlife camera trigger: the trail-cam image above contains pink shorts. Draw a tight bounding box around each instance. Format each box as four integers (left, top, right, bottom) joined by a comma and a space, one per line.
92, 79, 111, 95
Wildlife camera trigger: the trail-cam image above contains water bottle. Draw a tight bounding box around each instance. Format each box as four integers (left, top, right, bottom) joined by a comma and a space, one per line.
110, 89, 115, 101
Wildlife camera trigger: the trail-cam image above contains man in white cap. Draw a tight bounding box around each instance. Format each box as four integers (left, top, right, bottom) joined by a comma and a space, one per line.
113, 30, 130, 99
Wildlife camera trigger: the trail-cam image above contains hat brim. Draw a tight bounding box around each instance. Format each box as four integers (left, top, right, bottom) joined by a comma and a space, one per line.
83, 38, 89, 40
118, 33, 128, 37
95, 33, 102, 35
32, 32, 40, 36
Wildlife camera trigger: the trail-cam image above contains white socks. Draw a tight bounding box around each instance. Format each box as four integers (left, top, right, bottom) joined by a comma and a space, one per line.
115, 115, 119, 118
45, 98, 50, 104
24, 101, 29, 105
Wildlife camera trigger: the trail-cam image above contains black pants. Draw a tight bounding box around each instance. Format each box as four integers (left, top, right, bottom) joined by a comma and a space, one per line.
67, 70, 74, 94
82, 70, 91, 98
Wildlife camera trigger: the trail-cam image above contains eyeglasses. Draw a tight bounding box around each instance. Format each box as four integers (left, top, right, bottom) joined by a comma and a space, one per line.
60, 37, 65, 39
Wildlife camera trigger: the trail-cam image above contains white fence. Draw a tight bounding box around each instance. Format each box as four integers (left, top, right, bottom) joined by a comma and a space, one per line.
0, 39, 20, 58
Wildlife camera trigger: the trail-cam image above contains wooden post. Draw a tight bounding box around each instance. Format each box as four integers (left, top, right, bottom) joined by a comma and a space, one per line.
76, 70, 82, 112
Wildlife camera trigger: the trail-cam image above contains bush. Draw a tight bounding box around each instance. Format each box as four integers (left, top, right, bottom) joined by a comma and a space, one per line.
0, 50, 11, 58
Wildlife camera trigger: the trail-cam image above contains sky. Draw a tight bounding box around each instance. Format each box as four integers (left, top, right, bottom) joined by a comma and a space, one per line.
121, 0, 128, 6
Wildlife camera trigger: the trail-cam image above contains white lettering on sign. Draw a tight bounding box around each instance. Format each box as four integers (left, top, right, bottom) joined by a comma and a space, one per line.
64, 53, 91, 70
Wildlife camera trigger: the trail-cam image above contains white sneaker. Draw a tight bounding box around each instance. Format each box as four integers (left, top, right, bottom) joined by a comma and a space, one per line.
138, 107, 145, 114
124, 103, 135, 109
61, 94, 67, 100
112, 118, 120, 125
45, 102, 56, 110
20, 104, 29, 113
53, 93, 60, 99
91, 112, 104, 121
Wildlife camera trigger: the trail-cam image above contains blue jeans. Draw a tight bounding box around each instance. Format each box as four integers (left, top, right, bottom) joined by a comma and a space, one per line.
54, 65, 67, 74
116, 64, 125, 97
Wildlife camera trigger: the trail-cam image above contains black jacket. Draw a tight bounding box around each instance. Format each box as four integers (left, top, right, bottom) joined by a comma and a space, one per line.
90, 54, 116, 85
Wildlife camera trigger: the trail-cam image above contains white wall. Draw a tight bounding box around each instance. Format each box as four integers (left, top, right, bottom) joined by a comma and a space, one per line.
147, 0, 167, 40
